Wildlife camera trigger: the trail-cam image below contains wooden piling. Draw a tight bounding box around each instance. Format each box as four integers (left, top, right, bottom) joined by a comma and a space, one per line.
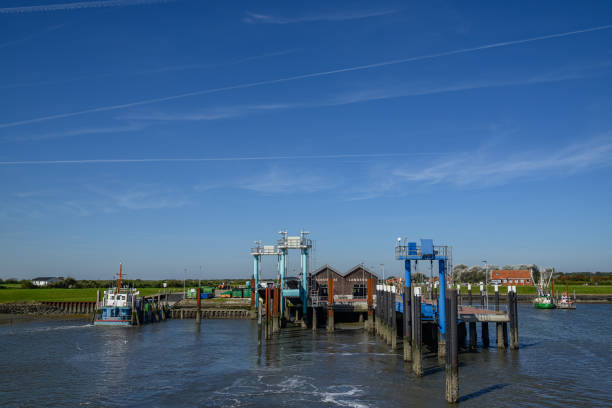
495, 285, 504, 349
513, 289, 519, 348
273, 286, 280, 333
391, 287, 398, 349
445, 289, 459, 403
481, 292, 489, 348
250, 278, 255, 309
387, 286, 393, 344
257, 300, 263, 346
509, 291, 518, 350
366, 278, 373, 333
403, 285, 412, 361
412, 295, 423, 376
468, 284, 472, 306
265, 287, 271, 339
327, 277, 334, 332
312, 307, 318, 331
196, 287, 201, 324
469, 321, 477, 351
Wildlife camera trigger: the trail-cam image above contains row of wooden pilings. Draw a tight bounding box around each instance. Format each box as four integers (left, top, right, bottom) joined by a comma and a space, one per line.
257, 286, 283, 345
41, 301, 96, 313
374, 284, 520, 404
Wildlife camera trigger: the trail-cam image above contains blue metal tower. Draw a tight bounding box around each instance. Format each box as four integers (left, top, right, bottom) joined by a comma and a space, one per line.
395, 238, 452, 341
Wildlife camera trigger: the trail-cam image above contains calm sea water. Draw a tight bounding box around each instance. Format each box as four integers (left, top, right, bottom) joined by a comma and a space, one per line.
1, 304, 611, 407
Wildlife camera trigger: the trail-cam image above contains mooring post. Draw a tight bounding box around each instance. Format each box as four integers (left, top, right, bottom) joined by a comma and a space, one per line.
257, 299, 263, 346
265, 287, 271, 339
250, 278, 255, 309
367, 278, 373, 333
380, 284, 388, 342
445, 289, 459, 403
403, 285, 412, 362
481, 286, 489, 348
495, 285, 504, 349
412, 294, 423, 376
509, 289, 518, 350
375, 284, 379, 336
196, 287, 201, 324
386, 285, 392, 345
312, 307, 318, 331
468, 283, 472, 306
513, 286, 519, 348
469, 319, 477, 351
391, 286, 398, 349
456, 284, 461, 305
273, 286, 280, 333
327, 277, 334, 332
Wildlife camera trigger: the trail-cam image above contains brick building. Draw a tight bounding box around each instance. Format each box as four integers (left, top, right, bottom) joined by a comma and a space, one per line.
490, 269, 532, 286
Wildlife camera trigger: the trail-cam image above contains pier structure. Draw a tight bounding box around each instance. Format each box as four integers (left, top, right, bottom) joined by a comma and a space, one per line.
395, 238, 451, 357
251, 231, 312, 325
251, 233, 520, 402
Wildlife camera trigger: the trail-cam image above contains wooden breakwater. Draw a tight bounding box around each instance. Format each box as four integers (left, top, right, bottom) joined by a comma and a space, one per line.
0, 302, 95, 315
41, 301, 96, 313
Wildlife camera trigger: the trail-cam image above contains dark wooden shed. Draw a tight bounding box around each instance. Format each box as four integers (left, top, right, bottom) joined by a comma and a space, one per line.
311, 265, 343, 297
343, 265, 379, 298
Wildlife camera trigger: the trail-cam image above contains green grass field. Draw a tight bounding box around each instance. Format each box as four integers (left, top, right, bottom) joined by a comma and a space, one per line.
0, 288, 184, 303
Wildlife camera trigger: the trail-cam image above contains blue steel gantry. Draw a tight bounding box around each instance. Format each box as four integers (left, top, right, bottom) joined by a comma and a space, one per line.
251, 231, 312, 317
395, 238, 452, 342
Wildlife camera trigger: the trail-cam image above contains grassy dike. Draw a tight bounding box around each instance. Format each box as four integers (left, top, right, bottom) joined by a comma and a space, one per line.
0, 287, 185, 303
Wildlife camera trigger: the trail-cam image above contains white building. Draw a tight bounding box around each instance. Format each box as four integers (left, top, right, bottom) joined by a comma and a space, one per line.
31, 277, 64, 287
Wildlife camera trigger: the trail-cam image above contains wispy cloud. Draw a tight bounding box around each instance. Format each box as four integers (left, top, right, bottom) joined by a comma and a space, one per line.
3, 122, 145, 142
126, 67, 588, 123
0, 0, 173, 14
242, 9, 397, 24
106, 189, 189, 210
2, 24, 610, 129
240, 167, 339, 194
0, 153, 424, 166
393, 136, 612, 187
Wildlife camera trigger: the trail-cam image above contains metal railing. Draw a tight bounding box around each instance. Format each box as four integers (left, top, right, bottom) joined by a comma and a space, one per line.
395, 245, 452, 260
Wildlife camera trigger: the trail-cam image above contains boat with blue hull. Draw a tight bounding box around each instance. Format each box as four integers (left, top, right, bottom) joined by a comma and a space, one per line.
94, 263, 139, 326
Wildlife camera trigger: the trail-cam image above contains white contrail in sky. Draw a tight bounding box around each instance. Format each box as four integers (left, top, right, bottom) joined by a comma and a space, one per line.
1, 24, 611, 129
0, 0, 172, 14
0, 153, 443, 166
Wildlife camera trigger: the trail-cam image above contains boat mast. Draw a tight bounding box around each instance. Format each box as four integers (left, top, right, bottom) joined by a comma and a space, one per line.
117, 263, 123, 294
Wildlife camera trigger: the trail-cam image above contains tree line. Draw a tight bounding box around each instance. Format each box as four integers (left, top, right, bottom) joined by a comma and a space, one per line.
0, 278, 250, 289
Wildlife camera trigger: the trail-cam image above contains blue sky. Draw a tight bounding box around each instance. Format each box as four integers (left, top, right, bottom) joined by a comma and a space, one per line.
1, 0, 612, 280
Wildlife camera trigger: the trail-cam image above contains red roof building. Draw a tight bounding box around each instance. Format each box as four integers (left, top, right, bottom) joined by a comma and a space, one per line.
490, 269, 532, 286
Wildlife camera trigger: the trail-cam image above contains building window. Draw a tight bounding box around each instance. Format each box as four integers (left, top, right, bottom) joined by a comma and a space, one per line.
353, 284, 366, 298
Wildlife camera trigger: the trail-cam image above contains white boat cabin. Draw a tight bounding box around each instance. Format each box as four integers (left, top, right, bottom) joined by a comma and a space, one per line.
102, 289, 137, 307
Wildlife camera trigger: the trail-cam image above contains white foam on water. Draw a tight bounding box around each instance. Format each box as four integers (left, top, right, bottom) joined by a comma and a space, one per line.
320, 385, 369, 408
24, 323, 93, 333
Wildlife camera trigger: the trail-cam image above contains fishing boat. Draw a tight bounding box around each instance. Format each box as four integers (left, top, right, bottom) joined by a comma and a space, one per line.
93, 263, 139, 326
533, 294, 556, 309
557, 282, 576, 309
531, 266, 556, 309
